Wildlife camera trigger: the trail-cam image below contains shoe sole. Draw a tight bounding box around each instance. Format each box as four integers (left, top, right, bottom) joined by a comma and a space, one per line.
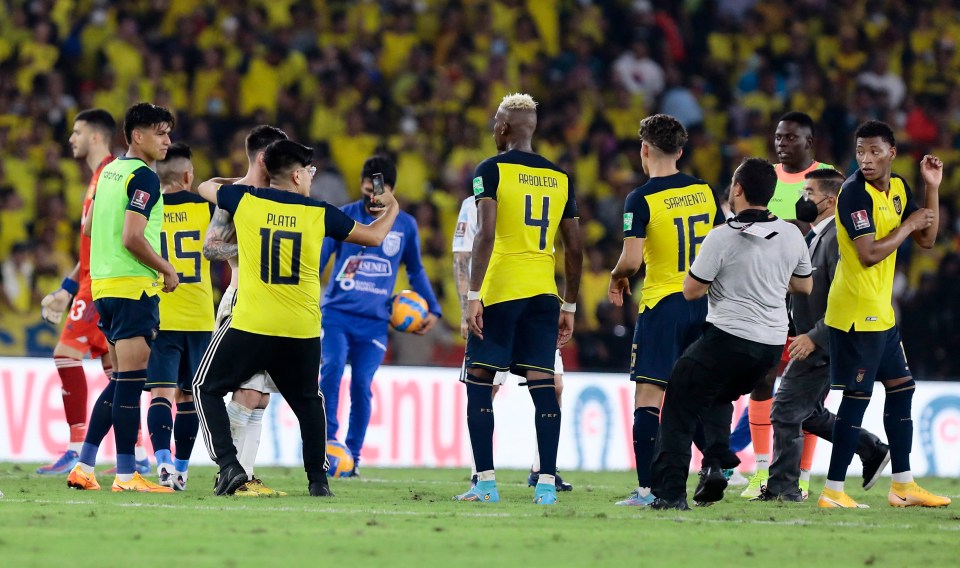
888, 497, 950, 508
67, 480, 99, 490
863, 450, 891, 491
216, 471, 249, 496
694, 475, 728, 503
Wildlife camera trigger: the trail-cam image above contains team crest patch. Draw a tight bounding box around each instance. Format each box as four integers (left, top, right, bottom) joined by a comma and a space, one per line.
623, 213, 634, 231
855, 369, 866, 383
131, 189, 150, 210
472, 176, 484, 196
851, 210, 870, 231
892, 195, 902, 215
382, 231, 402, 257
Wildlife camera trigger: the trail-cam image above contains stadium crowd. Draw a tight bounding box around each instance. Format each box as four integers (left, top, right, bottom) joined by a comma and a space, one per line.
0, 0, 958, 377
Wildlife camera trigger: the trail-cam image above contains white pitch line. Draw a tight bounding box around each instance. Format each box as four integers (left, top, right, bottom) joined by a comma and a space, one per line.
2, 498, 958, 531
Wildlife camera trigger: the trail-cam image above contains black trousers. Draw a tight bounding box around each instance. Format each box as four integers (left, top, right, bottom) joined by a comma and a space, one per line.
652, 325, 782, 501
194, 322, 328, 482
768, 350, 885, 495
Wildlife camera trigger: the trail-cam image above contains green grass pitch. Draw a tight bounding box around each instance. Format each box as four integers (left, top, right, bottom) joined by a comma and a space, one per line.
1, 464, 958, 567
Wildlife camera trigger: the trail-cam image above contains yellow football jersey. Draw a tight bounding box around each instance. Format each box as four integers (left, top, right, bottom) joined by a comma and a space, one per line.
825, 171, 918, 332
623, 173, 723, 311
216, 185, 356, 338
158, 191, 215, 332
472, 150, 577, 306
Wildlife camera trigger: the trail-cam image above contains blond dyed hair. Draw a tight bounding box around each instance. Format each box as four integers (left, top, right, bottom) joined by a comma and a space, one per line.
499, 93, 538, 111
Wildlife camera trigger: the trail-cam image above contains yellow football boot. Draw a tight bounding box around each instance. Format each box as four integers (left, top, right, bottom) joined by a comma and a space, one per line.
888, 482, 951, 508
67, 465, 100, 490
112, 472, 174, 493
818, 487, 869, 508
234, 477, 286, 497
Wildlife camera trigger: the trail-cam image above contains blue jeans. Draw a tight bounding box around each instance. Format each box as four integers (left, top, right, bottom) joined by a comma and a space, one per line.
319, 314, 388, 463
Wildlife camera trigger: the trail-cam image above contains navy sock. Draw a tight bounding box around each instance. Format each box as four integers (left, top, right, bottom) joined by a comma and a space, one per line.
174, 400, 199, 469
528, 377, 562, 478
79, 380, 116, 466
112, 371, 146, 475
465, 374, 495, 473
148, 397, 173, 465
883, 381, 915, 474
633, 407, 660, 487
827, 393, 871, 482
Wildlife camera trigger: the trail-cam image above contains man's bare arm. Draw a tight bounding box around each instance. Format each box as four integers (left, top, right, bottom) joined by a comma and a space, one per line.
203, 207, 238, 261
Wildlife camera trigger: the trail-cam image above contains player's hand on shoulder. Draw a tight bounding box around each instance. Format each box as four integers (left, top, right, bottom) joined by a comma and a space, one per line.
607, 276, 631, 307
414, 312, 438, 335
920, 155, 943, 187
557, 311, 574, 348
40, 289, 72, 324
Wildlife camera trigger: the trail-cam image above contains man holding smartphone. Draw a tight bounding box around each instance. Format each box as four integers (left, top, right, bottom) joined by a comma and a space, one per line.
318, 155, 442, 476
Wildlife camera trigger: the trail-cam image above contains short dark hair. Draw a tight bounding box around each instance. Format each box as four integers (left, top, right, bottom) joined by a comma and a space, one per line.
157, 142, 192, 184
855, 120, 895, 147
778, 111, 815, 137
360, 155, 397, 187
804, 167, 844, 196
245, 125, 288, 156
74, 109, 115, 139
123, 102, 175, 143
638, 114, 688, 154
263, 140, 313, 178
733, 157, 778, 206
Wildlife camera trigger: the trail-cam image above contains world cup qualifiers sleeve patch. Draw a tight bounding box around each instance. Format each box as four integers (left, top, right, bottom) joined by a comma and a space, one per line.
455, 221, 466, 238
623, 212, 633, 231
851, 210, 870, 231
131, 189, 150, 210
473, 176, 484, 196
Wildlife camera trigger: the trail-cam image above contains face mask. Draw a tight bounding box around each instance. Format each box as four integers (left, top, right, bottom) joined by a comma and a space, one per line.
795, 195, 824, 223
363, 193, 375, 213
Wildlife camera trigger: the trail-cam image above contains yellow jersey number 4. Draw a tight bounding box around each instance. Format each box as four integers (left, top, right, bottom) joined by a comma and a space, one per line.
525, 194, 550, 251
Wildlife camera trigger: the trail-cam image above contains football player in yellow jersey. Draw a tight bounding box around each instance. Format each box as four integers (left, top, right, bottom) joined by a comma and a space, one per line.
818, 120, 950, 509
607, 114, 724, 507
457, 93, 582, 506
192, 140, 399, 497
144, 143, 212, 491
203, 125, 289, 496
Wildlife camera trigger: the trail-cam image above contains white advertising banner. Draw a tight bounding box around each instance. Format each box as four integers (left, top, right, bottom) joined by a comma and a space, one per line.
1, 358, 959, 476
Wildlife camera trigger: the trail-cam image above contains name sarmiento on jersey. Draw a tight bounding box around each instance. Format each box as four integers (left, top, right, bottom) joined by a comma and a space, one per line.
518, 173, 559, 188
663, 191, 710, 210
266, 213, 297, 227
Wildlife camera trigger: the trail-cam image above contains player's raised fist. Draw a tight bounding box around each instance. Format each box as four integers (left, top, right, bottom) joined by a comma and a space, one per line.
920, 155, 943, 187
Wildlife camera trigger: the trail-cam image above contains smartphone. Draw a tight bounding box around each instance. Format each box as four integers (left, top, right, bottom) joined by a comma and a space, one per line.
372, 173, 385, 196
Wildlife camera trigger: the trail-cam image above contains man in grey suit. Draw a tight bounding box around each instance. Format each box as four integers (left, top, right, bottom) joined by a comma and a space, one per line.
757, 168, 891, 502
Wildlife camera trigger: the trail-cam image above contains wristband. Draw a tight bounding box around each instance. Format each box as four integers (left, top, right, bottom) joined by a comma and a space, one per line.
467, 291, 481, 301
561, 302, 577, 313
61, 277, 79, 296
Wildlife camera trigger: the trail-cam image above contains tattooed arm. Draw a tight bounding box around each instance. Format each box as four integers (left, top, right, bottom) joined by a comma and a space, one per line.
453, 251, 471, 339
203, 207, 238, 261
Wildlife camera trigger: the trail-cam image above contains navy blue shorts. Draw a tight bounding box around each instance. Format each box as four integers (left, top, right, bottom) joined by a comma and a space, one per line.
631, 292, 707, 385
829, 326, 911, 391
146, 330, 212, 392
94, 293, 160, 345
465, 294, 559, 376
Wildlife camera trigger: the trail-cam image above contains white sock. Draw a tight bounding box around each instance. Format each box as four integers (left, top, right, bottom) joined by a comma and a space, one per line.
239, 408, 264, 479
227, 401, 253, 473
825, 479, 845, 492
638, 487, 651, 497
755, 454, 770, 472
134, 444, 147, 461
799, 469, 812, 483
538, 474, 555, 487
892, 471, 913, 483
477, 470, 495, 482
116, 473, 134, 482
78, 462, 94, 474
531, 448, 540, 473
68, 442, 82, 453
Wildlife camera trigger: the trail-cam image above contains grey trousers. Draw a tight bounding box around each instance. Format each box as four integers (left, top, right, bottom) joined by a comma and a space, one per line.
768, 349, 885, 495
